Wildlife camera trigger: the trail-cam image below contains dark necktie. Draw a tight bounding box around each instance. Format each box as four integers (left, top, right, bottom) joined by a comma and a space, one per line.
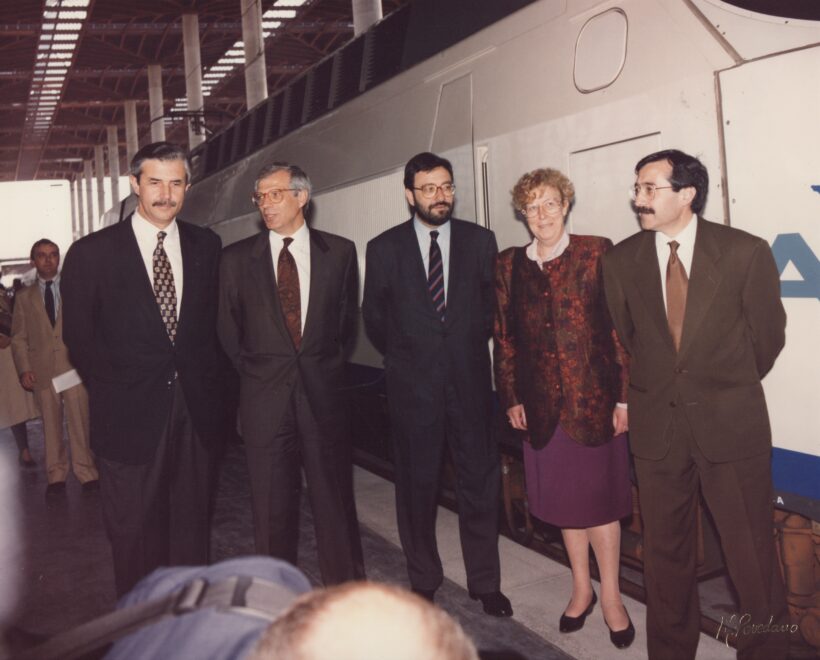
44, 281, 56, 327
428, 231, 445, 322
278, 237, 301, 349
153, 231, 178, 343
666, 240, 688, 352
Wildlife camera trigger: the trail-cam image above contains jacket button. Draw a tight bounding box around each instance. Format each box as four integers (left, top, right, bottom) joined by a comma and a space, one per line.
669, 401, 677, 408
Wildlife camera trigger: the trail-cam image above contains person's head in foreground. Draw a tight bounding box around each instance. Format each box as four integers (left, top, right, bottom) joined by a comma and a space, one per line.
250, 581, 479, 660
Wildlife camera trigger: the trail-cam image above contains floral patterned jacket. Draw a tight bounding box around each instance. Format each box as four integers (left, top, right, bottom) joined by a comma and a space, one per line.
493, 234, 629, 449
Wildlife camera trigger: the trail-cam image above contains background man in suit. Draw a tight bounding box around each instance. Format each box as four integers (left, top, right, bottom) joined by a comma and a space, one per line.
61, 142, 224, 596
218, 163, 362, 585
11, 239, 98, 494
603, 149, 788, 659
362, 152, 510, 616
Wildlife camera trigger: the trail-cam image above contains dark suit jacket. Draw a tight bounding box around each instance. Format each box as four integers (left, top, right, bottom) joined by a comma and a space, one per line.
61, 215, 224, 464
362, 218, 497, 427
602, 217, 786, 462
217, 228, 358, 442
494, 236, 629, 449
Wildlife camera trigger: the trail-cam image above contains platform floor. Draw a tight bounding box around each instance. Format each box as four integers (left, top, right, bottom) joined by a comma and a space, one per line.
0, 421, 736, 659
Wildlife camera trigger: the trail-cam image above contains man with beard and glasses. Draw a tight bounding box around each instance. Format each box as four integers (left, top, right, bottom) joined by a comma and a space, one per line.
362, 152, 511, 617
61, 142, 224, 596
602, 149, 788, 659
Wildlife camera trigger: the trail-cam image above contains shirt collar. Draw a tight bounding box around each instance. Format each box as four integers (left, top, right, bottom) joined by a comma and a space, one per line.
37, 273, 59, 287
655, 212, 697, 252
525, 229, 570, 266
413, 216, 451, 241
270, 220, 309, 248
133, 209, 178, 241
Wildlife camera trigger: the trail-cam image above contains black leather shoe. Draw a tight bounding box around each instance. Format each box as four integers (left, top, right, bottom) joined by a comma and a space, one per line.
81, 479, 100, 493
559, 591, 596, 632
45, 481, 66, 496
469, 590, 513, 617
607, 610, 635, 649
411, 587, 436, 603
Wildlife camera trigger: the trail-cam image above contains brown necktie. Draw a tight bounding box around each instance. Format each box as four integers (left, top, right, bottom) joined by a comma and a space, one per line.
153, 231, 177, 343
277, 237, 301, 349
666, 240, 688, 352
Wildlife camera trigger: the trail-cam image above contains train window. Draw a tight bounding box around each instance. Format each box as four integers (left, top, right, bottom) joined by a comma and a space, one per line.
573, 8, 628, 94
720, 0, 820, 21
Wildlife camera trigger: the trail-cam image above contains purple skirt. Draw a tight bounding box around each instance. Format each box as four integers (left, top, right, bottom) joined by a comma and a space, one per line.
523, 424, 631, 528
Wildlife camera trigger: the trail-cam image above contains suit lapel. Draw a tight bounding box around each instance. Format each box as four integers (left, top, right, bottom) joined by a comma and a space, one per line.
303, 228, 331, 345
678, 218, 722, 359
177, 221, 198, 332
444, 220, 464, 326
632, 231, 674, 350
250, 230, 292, 348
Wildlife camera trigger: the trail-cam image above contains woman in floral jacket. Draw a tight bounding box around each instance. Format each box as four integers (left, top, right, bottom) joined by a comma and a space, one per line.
494, 168, 634, 649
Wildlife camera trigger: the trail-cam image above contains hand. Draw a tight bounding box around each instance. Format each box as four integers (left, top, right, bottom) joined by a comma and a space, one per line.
20, 371, 36, 391
612, 406, 628, 435
507, 404, 527, 431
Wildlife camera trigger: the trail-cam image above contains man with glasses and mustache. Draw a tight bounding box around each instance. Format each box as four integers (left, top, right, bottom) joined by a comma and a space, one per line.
362, 152, 511, 617
218, 163, 362, 585
61, 142, 224, 596
602, 149, 788, 659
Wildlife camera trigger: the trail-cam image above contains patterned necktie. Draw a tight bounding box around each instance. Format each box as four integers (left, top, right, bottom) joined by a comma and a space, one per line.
428, 230, 445, 322
44, 281, 56, 327
278, 237, 301, 349
666, 240, 688, 352
153, 231, 178, 343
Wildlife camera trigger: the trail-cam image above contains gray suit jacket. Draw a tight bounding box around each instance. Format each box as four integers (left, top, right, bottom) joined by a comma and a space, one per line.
602, 217, 786, 462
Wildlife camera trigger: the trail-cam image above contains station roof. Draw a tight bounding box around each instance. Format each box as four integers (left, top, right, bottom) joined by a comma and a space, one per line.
0, 0, 407, 183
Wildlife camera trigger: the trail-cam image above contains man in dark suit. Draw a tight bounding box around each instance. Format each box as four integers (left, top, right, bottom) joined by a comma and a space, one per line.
362, 152, 511, 616
602, 149, 788, 659
61, 142, 224, 596
218, 163, 361, 585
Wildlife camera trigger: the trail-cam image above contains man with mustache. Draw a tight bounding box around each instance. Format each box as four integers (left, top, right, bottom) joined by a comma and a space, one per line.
362, 152, 511, 616
61, 142, 224, 595
602, 149, 788, 659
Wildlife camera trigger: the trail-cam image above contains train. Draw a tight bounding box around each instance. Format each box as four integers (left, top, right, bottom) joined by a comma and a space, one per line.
180, 0, 820, 649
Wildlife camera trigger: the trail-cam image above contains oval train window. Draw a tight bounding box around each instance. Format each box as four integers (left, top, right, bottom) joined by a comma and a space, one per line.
574, 8, 628, 94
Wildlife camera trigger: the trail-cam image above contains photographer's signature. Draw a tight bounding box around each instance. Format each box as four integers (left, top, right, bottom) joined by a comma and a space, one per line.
715, 614, 799, 647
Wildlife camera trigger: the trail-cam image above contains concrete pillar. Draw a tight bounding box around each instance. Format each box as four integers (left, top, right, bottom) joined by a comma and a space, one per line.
148, 64, 166, 142
107, 125, 121, 207
182, 13, 206, 148
241, 0, 268, 109
84, 159, 93, 234
352, 0, 382, 36
94, 144, 105, 225
124, 100, 139, 166
69, 179, 78, 239
75, 176, 85, 237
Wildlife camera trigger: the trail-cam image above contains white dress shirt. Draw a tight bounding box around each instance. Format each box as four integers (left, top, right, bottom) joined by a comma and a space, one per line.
132, 211, 184, 311
36, 274, 61, 319
269, 221, 311, 330
414, 217, 451, 300
524, 229, 570, 267
655, 213, 697, 315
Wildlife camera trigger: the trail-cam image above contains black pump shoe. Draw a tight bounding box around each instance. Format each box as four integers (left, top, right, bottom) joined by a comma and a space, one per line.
607, 610, 635, 649
559, 591, 596, 633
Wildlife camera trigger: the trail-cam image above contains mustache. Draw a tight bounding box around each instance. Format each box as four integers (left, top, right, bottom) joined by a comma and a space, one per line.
633, 205, 654, 215
152, 200, 178, 208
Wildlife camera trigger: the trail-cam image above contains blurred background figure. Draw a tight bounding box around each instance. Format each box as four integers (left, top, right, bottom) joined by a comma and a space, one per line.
493, 168, 634, 649
0, 282, 38, 467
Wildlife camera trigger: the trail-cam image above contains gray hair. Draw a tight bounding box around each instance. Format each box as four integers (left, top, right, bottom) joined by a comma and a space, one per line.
254, 162, 312, 201
130, 142, 191, 182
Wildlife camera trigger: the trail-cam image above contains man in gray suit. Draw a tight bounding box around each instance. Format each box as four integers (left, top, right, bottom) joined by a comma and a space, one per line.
218, 163, 362, 585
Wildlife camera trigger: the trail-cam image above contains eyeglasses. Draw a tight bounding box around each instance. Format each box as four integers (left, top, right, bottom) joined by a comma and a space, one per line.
413, 183, 456, 198
252, 188, 297, 205
631, 183, 674, 200
522, 199, 564, 218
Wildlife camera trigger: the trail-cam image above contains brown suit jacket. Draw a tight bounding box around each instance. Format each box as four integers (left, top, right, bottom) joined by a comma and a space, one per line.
602, 217, 786, 462
494, 235, 629, 449
11, 281, 75, 391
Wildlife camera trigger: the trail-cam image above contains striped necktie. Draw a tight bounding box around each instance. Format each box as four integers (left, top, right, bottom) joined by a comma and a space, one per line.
428, 230, 445, 322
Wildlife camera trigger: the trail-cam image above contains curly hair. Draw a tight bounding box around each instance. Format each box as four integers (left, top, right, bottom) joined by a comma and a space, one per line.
511, 168, 575, 212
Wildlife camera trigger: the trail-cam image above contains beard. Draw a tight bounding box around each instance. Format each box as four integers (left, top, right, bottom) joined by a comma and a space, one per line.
416, 200, 453, 226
